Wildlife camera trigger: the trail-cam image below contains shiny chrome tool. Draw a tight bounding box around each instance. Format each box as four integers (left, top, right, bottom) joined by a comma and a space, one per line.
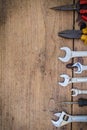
73, 62, 87, 74
59, 47, 87, 62
51, 111, 87, 127
71, 88, 87, 96
59, 74, 87, 87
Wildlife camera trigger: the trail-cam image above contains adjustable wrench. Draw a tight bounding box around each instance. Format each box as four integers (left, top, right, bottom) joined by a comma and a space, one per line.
59, 47, 87, 62
51, 111, 87, 127
71, 88, 87, 96
73, 62, 87, 74
59, 74, 87, 87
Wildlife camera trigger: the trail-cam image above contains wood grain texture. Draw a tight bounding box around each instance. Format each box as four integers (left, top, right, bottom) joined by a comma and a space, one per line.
72, 0, 87, 130
0, 0, 86, 130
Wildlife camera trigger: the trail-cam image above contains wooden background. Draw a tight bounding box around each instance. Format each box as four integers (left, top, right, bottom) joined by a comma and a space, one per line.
0, 0, 87, 130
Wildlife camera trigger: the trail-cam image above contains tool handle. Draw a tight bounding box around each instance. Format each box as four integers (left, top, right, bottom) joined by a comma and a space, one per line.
71, 77, 87, 83
80, 10, 87, 14
82, 65, 87, 71
78, 90, 87, 94
72, 51, 87, 58
82, 15, 87, 22
80, 0, 87, 4
78, 98, 87, 107
71, 115, 87, 122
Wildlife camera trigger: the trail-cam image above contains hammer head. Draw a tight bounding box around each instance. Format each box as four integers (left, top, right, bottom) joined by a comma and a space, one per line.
58, 47, 72, 62
59, 74, 70, 87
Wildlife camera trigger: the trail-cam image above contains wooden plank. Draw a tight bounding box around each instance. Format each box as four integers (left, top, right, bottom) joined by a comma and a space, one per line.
0, 24, 4, 130
72, 0, 87, 130
0, 0, 73, 130
49, 0, 73, 130
40, 1, 73, 129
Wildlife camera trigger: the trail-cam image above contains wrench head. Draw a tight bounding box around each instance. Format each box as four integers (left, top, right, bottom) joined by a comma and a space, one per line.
71, 89, 79, 96
59, 74, 70, 87
59, 47, 72, 62
51, 111, 70, 127
73, 62, 82, 74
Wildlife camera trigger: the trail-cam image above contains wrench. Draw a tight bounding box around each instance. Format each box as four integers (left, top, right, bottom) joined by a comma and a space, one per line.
59, 47, 87, 62
59, 74, 87, 87
51, 111, 87, 127
71, 88, 87, 96
73, 62, 87, 74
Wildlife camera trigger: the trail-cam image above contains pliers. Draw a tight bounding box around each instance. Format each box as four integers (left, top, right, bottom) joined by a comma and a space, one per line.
58, 27, 87, 44
51, 0, 87, 22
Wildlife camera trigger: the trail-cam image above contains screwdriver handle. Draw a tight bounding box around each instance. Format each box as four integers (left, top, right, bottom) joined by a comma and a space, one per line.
78, 98, 87, 107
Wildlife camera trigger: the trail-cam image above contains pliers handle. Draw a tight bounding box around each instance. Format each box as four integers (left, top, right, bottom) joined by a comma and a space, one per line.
81, 27, 87, 44
80, 10, 87, 21
80, 10, 87, 13
80, 0, 87, 4
81, 15, 87, 22
82, 27, 87, 34
79, 0, 87, 21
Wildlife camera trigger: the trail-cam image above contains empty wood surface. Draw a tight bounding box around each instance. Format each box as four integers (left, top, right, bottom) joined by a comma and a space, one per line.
0, 0, 87, 130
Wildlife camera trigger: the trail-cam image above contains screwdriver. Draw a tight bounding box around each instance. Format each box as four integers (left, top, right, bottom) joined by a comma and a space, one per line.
62, 98, 87, 107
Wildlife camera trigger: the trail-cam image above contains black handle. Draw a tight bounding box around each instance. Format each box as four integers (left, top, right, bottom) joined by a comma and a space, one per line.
78, 98, 87, 107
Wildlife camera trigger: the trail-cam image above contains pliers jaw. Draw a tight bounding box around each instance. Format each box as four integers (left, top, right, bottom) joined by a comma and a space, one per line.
58, 30, 82, 39
50, 0, 87, 22
50, 4, 78, 11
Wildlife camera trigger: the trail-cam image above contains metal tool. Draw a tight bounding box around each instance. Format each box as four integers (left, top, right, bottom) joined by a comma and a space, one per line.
58, 29, 87, 39
72, 62, 87, 74
51, 111, 87, 127
59, 47, 87, 62
62, 98, 87, 107
71, 88, 87, 96
58, 28, 87, 44
59, 30, 83, 39
50, 0, 87, 22
59, 74, 87, 87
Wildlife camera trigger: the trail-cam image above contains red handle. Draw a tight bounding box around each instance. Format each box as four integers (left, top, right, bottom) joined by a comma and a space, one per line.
80, 0, 87, 4
80, 9, 87, 13
82, 15, 87, 22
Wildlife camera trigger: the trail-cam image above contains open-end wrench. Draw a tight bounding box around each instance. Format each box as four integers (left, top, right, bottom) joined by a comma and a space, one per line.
73, 62, 87, 74
51, 111, 87, 127
59, 47, 87, 62
59, 74, 87, 87
71, 88, 87, 96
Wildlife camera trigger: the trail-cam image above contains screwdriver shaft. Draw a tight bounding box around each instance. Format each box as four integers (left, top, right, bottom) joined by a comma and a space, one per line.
62, 98, 87, 107
62, 101, 78, 105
